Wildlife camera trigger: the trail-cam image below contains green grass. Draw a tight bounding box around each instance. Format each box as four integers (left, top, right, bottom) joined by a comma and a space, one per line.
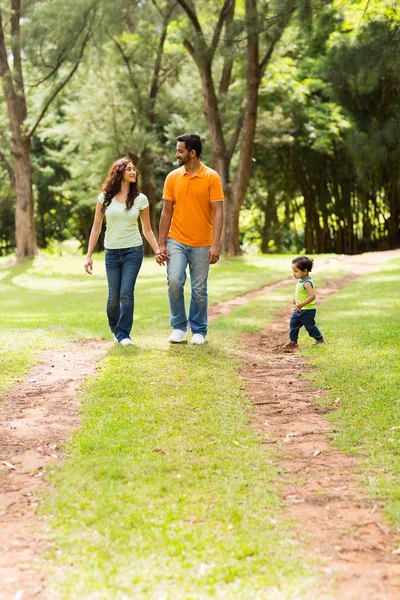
300, 257, 400, 526
45, 334, 316, 599
0, 252, 294, 398
3, 250, 397, 597
0, 251, 330, 598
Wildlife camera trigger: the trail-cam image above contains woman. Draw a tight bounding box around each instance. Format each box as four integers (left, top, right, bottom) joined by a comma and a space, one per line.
85, 158, 164, 345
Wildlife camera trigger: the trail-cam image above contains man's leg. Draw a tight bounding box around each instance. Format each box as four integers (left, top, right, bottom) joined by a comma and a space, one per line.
105, 249, 121, 337
167, 239, 188, 331
188, 245, 210, 336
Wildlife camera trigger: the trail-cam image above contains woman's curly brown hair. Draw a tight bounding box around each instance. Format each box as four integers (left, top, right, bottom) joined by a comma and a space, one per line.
100, 158, 140, 213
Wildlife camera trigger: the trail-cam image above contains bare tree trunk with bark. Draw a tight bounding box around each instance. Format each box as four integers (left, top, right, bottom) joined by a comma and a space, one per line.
0, 0, 95, 258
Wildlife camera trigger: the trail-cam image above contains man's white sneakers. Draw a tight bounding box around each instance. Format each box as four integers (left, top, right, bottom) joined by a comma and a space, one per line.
120, 338, 134, 346
168, 329, 187, 343
190, 333, 205, 345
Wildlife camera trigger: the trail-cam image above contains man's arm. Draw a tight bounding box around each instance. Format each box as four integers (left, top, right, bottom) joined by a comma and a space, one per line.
208, 201, 223, 264
157, 200, 174, 260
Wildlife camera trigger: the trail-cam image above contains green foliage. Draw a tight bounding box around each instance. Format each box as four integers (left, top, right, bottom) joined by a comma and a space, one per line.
1, 0, 399, 256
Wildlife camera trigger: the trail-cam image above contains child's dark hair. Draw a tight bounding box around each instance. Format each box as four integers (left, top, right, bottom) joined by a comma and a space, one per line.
292, 256, 314, 272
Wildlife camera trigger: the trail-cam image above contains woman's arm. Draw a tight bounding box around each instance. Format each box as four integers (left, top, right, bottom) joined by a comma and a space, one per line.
84, 201, 104, 275
139, 206, 165, 265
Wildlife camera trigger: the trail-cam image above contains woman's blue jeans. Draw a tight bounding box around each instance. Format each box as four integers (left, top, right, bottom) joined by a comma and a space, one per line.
105, 246, 143, 341
166, 238, 210, 336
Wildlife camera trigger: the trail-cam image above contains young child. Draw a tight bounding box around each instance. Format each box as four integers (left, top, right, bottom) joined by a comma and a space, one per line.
283, 256, 324, 351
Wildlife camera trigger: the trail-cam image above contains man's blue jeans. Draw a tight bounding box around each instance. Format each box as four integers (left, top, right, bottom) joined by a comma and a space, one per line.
289, 309, 323, 343
166, 238, 210, 336
105, 246, 143, 341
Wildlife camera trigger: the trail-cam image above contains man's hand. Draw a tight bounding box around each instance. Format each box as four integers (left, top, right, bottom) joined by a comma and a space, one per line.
84, 256, 93, 275
155, 244, 170, 266
208, 244, 220, 264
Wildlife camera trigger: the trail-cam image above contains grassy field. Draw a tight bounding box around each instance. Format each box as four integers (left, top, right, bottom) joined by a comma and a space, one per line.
301, 257, 400, 527
2, 251, 399, 597
0, 251, 291, 397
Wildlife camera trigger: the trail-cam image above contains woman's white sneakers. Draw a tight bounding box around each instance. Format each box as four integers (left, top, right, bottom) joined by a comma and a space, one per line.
168, 329, 187, 343
190, 334, 205, 345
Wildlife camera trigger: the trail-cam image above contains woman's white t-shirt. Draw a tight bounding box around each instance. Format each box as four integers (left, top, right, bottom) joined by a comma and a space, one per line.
98, 192, 149, 249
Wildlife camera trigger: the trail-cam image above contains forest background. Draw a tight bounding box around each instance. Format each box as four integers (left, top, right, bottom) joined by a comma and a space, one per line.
0, 0, 399, 258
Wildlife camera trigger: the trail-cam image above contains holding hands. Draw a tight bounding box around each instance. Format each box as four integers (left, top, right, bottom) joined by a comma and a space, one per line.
155, 244, 169, 266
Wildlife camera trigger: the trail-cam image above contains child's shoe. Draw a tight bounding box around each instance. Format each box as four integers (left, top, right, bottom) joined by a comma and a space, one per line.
314, 337, 325, 345
282, 341, 299, 351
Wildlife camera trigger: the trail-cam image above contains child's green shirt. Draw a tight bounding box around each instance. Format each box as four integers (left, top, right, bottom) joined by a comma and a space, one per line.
295, 277, 316, 310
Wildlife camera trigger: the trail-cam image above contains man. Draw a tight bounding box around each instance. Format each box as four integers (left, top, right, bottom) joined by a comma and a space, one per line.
157, 133, 224, 345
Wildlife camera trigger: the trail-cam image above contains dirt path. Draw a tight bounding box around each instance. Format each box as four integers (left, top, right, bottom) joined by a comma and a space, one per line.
237, 250, 400, 599
0, 340, 110, 600
1, 250, 399, 599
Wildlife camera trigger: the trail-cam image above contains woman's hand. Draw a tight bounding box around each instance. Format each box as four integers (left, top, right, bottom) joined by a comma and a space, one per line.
84, 256, 93, 275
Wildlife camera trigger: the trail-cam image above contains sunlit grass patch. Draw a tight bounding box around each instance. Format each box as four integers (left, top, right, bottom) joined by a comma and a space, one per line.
44, 307, 318, 598
301, 257, 400, 525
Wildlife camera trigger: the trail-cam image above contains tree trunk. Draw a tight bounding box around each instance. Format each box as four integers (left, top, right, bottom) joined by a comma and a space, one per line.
138, 147, 157, 256
13, 138, 37, 257
221, 184, 241, 254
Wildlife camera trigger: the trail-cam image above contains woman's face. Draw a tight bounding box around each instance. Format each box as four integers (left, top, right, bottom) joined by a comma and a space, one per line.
122, 162, 137, 184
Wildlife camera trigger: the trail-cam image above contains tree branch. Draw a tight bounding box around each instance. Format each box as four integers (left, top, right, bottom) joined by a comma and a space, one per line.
176, 0, 203, 37
27, 29, 92, 139
227, 109, 245, 162
110, 35, 143, 112
210, 0, 235, 58
0, 10, 11, 80
218, 0, 236, 95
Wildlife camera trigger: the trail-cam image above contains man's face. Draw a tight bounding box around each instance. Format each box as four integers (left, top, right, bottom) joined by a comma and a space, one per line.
176, 141, 192, 166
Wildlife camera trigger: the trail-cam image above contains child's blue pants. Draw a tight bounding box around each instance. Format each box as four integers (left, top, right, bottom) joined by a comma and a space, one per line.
289, 309, 323, 342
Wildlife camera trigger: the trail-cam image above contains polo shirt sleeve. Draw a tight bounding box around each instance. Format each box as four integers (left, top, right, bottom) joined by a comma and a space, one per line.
163, 173, 175, 201
210, 173, 224, 202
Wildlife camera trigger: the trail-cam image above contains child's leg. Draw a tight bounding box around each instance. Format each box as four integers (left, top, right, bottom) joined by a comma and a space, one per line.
302, 310, 323, 340
289, 311, 303, 342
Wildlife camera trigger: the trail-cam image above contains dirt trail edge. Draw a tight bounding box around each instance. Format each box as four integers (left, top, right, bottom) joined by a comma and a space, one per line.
1, 251, 399, 599
0, 340, 110, 600
236, 250, 400, 600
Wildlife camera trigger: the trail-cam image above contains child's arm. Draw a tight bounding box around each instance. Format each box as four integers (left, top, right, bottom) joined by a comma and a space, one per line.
295, 281, 316, 310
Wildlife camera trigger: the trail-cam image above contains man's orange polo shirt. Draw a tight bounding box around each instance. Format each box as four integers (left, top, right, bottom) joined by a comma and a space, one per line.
162, 163, 224, 247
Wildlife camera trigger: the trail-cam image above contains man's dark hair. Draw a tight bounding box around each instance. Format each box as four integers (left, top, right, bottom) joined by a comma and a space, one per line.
292, 256, 314, 272
176, 133, 202, 158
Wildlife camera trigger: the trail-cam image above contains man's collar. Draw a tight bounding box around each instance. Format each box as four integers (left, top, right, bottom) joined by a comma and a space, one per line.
181, 162, 205, 177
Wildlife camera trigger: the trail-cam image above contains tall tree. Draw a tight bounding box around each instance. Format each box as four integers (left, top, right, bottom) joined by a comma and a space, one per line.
176, 0, 296, 254
0, 0, 99, 257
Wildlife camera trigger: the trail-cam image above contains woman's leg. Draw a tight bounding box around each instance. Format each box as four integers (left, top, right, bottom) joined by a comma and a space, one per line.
116, 246, 143, 341
105, 249, 121, 335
